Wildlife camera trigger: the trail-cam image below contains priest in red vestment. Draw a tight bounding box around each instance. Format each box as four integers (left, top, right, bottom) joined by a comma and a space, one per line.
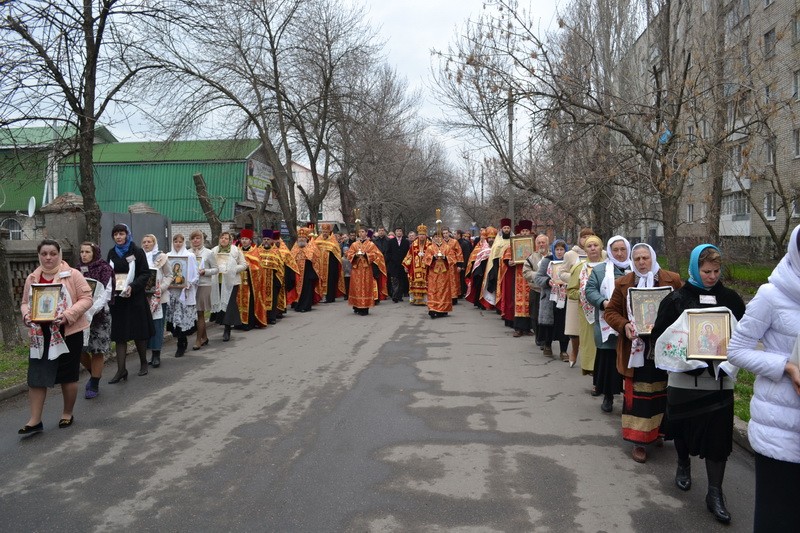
346, 228, 384, 315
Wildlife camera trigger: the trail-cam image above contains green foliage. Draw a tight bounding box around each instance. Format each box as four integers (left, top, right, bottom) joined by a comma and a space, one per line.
0, 344, 29, 390
734, 369, 755, 422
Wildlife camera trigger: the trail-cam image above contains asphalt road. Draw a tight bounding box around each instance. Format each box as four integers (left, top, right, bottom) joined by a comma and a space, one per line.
0, 298, 755, 532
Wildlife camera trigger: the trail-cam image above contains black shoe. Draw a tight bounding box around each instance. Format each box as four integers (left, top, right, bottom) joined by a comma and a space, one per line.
175, 347, 185, 358
108, 370, 128, 384
223, 327, 231, 342
58, 416, 74, 429
138, 368, 149, 376
151, 351, 161, 368
675, 462, 691, 491
601, 396, 613, 412
18, 422, 43, 435
706, 487, 731, 524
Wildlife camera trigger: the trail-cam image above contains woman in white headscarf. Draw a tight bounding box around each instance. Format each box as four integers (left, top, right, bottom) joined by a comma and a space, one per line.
165, 233, 199, 357
584, 236, 631, 413
603, 242, 682, 464
141, 234, 172, 369
728, 225, 800, 532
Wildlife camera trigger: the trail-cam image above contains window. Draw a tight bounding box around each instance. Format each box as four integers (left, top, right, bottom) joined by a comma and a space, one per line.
687, 125, 696, 143
702, 0, 710, 14
730, 144, 744, 170
687, 204, 695, 223
794, 70, 800, 100
723, 191, 751, 216
793, 198, 800, 218
701, 203, 708, 220
764, 84, 772, 105
764, 0, 773, 7
764, 28, 776, 58
766, 137, 776, 165
795, 129, 800, 157
764, 192, 777, 220
0, 218, 22, 240
741, 41, 751, 72
794, 14, 800, 43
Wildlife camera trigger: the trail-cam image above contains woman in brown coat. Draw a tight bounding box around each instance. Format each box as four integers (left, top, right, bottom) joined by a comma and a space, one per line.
604, 243, 682, 463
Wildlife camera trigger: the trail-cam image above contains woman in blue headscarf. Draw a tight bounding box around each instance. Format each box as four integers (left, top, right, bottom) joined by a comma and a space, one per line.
651, 244, 745, 525
106, 223, 155, 383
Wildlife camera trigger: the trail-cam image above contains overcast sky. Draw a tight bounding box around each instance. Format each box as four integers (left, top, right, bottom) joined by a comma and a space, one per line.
360, 0, 561, 155
115, 0, 561, 157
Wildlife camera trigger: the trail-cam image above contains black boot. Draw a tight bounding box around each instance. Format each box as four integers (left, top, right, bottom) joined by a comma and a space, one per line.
705, 486, 730, 524
601, 395, 613, 413
151, 350, 161, 368
705, 459, 730, 524
675, 460, 691, 491
223, 325, 231, 342
175, 337, 187, 358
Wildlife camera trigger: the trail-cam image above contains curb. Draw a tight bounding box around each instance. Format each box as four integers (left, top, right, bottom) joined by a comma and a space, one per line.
732, 416, 754, 455
0, 332, 179, 402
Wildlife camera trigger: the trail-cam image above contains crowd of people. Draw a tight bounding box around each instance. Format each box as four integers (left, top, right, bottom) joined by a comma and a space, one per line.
15, 215, 800, 531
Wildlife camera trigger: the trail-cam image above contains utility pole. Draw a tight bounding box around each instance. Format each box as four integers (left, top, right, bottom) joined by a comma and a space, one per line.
508, 89, 515, 224
480, 167, 484, 207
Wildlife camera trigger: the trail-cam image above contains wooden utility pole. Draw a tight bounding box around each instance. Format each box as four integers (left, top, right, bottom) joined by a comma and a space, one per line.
192, 173, 222, 245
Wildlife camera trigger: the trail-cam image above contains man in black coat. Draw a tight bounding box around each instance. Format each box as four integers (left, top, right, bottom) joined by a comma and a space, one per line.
456, 230, 474, 297
386, 227, 410, 302
373, 227, 390, 259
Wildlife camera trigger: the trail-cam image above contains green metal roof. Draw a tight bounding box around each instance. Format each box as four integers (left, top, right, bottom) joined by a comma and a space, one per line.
0, 125, 118, 147
67, 139, 262, 164
59, 159, 249, 222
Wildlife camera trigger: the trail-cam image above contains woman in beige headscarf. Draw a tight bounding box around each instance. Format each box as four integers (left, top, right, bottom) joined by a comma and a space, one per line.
560, 228, 595, 364
567, 235, 605, 377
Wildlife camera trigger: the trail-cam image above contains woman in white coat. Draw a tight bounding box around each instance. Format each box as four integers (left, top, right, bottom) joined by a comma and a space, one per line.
210, 231, 247, 341
165, 234, 199, 357
728, 224, 800, 532
142, 234, 172, 368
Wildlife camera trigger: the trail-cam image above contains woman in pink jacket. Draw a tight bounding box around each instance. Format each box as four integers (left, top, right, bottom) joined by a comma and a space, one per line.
19, 239, 93, 435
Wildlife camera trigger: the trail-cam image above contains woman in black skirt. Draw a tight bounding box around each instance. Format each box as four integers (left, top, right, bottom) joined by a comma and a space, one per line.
19, 239, 93, 434
651, 244, 745, 525
106, 224, 154, 382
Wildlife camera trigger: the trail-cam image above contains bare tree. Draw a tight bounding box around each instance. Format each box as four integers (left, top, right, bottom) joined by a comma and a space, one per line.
136, 0, 378, 239
432, 0, 778, 268
0, 0, 162, 242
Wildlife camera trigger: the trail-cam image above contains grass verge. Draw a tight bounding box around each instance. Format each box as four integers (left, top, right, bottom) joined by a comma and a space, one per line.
734, 369, 754, 422
0, 344, 29, 390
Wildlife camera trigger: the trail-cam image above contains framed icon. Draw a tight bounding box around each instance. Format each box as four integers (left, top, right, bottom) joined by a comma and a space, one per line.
144, 269, 158, 295
216, 253, 230, 274
168, 255, 189, 289
628, 286, 673, 335
114, 273, 130, 293
548, 259, 564, 280
687, 312, 731, 360
85, 278, 98, 295
30, 283, 61, 323
510, 235, 534, 265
